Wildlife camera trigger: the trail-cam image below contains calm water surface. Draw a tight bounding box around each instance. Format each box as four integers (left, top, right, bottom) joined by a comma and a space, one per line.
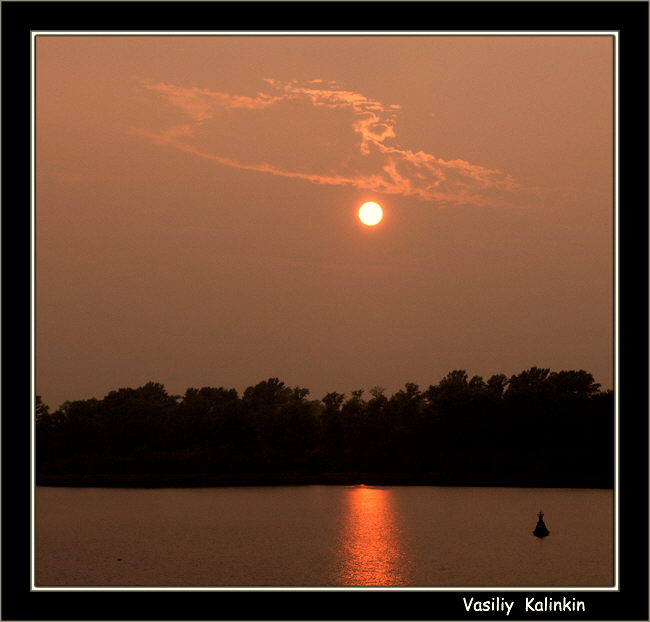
35, 485, 614, 587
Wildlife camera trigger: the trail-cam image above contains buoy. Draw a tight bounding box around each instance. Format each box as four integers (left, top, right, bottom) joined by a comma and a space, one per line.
533, 510, 550, 537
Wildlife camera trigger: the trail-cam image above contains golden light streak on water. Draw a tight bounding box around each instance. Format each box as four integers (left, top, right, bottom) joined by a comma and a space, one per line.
336, 486, 409, 586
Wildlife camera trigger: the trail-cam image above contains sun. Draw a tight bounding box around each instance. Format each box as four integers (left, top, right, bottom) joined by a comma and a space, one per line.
358, 201, 383, 226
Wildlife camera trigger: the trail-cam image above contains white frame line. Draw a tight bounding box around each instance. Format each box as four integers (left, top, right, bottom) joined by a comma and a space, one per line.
30, 29, 620, 593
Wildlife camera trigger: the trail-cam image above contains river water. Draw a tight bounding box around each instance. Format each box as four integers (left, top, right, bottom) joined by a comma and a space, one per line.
35, 485, 614, 588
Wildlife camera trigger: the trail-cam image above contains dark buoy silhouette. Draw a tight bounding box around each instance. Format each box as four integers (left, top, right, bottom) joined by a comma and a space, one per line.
533, 510, 550, 537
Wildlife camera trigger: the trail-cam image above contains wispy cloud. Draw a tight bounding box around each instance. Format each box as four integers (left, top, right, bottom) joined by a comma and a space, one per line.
136, 78, 532, 207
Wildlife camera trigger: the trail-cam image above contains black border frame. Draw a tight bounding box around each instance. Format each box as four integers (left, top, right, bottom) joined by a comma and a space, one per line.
2, 2, 648, 620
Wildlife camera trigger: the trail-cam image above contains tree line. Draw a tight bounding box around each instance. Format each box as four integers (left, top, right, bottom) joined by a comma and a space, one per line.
35, 367, 614, 487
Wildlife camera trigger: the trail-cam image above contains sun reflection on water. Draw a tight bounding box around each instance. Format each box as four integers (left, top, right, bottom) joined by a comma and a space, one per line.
336, 485, 409, 586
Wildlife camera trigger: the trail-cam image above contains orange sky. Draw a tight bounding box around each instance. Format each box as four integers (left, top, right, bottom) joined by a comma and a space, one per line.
36, 34, 614, 408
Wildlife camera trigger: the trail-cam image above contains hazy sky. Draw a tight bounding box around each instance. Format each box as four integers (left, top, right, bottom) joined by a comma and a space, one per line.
36, 34, 614, 409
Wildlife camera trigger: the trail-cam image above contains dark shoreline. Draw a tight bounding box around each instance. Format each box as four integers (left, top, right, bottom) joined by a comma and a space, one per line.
36, 472, 613, 489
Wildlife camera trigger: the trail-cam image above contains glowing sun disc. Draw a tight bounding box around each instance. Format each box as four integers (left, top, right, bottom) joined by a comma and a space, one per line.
358, 202, 383, 226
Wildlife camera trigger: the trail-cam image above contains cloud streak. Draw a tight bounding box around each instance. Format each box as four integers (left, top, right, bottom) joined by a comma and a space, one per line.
136, 78, 531, 207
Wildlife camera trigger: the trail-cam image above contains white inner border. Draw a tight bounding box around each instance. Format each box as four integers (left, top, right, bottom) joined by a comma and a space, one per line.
30, 30, 619, 593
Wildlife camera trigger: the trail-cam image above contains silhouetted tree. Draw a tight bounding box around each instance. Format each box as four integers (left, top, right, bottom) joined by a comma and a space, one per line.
35, 369, 614, 488
486, 374, 508, 397
35, 395, 50, 421
506, 366, 551, 398
342, 389, 365, 415
321, 391, 345, 414
243, 378, 293, 411
547, 369, 601, 398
